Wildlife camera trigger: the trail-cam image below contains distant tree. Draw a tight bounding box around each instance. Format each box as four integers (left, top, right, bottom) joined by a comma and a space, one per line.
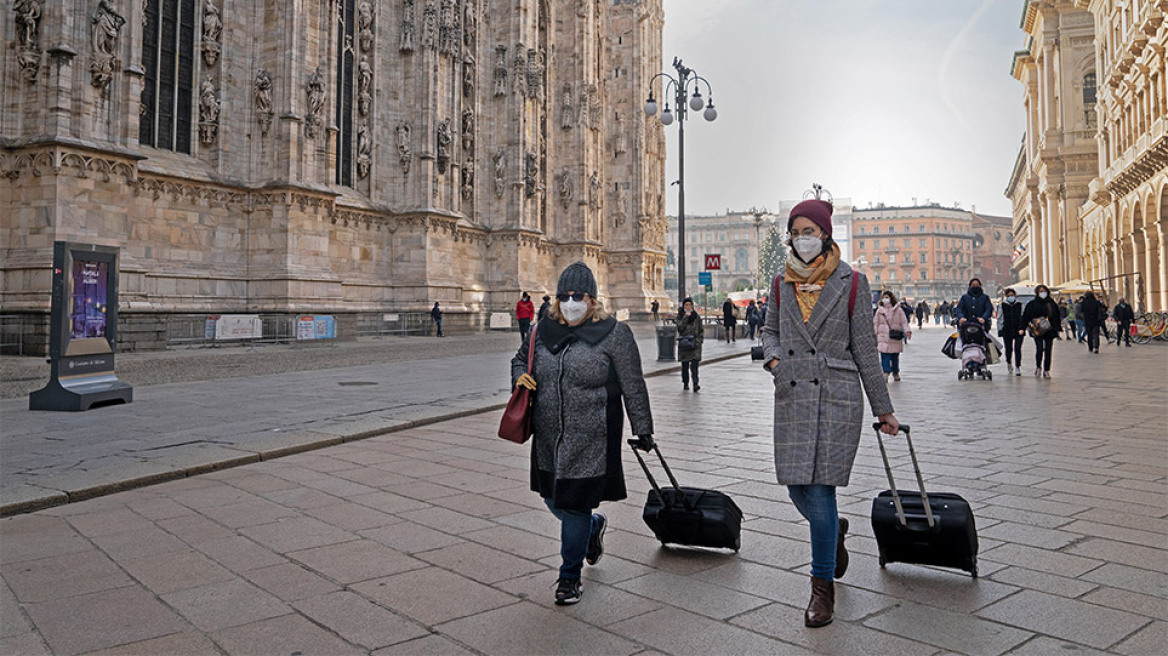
759, 222, 787, 294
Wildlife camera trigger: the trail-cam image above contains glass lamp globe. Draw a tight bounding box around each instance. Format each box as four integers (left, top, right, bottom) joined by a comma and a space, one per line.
660, 107, 674, 125
643, 99, 658, 116
703, 102, 718, 122
689, 91, 704, 111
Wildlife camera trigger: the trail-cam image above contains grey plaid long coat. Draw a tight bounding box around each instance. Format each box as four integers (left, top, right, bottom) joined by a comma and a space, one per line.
762, 262, 893, 486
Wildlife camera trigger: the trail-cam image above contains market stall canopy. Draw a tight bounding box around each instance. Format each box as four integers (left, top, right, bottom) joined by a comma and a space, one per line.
1054, 279, 1095, 292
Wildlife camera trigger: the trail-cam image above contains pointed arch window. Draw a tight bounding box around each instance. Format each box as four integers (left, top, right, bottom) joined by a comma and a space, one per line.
1083, 72, 1097, 129
336, 0, 357, 187
139, 0, 197, 153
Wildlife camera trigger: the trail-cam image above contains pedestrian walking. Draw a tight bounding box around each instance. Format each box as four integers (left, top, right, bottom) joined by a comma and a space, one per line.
1114, 297, 1134, 347
898, 299, 913, 324
935, 301, 948, 325
1066, 299, 1079, 341
676, 297, 703, 391
1073, 297, 1086, 342
999, 288, 1025, 376
746, 300, 761, 340
1022, 284, 1061, 378
915, 300, 929, 329
1080, 291, 1104, 353
875, 291, 912, 382
651, 299, 660, 322
954, 278, 993, 329
516, 292, 535, 344
537, 295, 552, 322
1098, 299, 1113, 343
431, 302, 444, 337
761, 198, 899, 628
1058, 300, 1070, 338
510, 261, 654, 606
722, 297, 738, 342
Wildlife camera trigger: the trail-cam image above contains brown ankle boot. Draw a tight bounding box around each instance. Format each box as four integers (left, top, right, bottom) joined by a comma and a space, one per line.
804, 576, 834, 627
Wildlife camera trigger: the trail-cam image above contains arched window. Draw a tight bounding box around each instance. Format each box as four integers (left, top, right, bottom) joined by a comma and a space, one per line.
140, 0, 197, 153
336, 0, 357, 187
735, 248, 749, 272
1083, 72, 1097, 129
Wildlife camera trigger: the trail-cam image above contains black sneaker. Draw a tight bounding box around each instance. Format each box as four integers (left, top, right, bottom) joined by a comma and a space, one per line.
835, 517, 849, 579
585, 512, 607, 565
554, 577, 582, 605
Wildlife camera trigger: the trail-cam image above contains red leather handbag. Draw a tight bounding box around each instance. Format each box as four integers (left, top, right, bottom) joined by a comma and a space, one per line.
498, 326, 538, 444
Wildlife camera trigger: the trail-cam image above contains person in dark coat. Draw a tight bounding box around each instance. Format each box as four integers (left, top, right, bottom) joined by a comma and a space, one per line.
898, 299, 913, 324
761, 199, 900, 628
1098, 299, 1113, 343
722, 297, 738, 342
998, 288, 1025, 376
1022, 284, 1062, 377
1079, 291, 1104, 353
430, 302, 443, 337
1113, 297, 1135, 346
935, 301, 949, 325
915, 300, 929, 329
746, 299, 761, 339
954, 278, 993, 327
511, 262, 653, 606
650, 299, 660, 322
675, 297, 703, 391
537, 295, 552, 321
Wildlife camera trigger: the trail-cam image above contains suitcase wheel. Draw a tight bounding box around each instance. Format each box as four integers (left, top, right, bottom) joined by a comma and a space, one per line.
878, 554, 887, 569
733, 536, 741, 552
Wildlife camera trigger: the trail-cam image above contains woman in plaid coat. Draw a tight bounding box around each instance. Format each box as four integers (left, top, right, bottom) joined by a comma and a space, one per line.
762, 199, 900, 628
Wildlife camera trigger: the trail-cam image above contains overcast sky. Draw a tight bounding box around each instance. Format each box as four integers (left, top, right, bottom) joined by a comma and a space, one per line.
658, 0, 1026, 218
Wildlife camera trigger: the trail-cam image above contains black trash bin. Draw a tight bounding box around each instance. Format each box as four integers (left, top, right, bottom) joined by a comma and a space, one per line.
656, 325, 676, 361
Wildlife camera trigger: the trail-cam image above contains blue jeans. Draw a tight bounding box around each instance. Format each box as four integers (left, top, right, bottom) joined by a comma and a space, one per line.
544, 499, 599, 581
1075, 319, 1085, 341
787, 485, 838, 581
880, 352, 900, 374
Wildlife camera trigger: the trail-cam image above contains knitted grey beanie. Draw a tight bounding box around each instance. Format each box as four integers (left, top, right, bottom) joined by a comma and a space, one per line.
556, 261, 597, 297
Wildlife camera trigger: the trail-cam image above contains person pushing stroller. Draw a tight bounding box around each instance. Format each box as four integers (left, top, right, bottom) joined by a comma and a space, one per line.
957, 320, 991, 380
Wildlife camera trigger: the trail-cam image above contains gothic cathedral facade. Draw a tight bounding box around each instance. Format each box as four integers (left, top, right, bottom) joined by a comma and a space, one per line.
1, 0, 668, 351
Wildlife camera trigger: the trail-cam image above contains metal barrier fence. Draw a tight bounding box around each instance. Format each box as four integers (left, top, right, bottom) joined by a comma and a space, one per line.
164, 312, 434, 347
355, 312, 432, 338
0, 314, 25, 355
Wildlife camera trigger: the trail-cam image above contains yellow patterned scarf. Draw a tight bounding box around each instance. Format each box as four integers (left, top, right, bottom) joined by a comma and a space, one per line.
784, 244, 842, 323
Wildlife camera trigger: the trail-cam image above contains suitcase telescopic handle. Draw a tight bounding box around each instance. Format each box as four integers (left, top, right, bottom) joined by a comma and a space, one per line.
872, 423, 936, 529
629, 442, 694, 512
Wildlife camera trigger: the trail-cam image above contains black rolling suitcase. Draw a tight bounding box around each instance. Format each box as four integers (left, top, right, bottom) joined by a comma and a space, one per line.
870, 423, 979, 577
630, 442, 742, 552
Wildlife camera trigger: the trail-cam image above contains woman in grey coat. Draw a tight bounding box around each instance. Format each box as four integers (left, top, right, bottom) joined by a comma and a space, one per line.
762, 199, 900, 628
676, 297, 703, 391
511, 262, 654, 606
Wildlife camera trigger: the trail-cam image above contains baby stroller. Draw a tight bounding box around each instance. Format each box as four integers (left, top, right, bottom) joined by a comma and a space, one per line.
957, 321, 992, 381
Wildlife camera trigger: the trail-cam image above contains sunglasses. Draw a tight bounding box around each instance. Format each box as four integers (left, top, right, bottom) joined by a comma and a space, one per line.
557, 292, 587, 302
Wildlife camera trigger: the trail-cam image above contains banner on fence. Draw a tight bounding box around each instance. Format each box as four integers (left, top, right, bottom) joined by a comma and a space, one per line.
297, 315, 336, 340
214, 314, 263, 340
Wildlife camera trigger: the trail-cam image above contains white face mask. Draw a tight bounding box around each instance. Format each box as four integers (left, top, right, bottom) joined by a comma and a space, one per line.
792, 236, 823, 261
1038, 291, 1048, 300
881, 298, 892, 306
1005, 296, 1016, 304
561, 299, 589, 323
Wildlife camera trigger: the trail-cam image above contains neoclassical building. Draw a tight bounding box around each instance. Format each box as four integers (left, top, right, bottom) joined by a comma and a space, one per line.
1, 0, 669, 352
1009, 0, 1167, 310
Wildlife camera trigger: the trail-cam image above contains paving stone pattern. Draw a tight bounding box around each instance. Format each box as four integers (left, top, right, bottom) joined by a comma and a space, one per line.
0, 326, 1165, 654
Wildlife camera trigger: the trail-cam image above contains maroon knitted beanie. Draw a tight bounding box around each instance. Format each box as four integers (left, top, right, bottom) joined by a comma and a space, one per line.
787, 199, 833, 237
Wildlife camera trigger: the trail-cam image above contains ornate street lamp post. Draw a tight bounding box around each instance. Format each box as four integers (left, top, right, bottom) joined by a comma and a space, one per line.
744, 206, 772, 301
645, 58, 717, 304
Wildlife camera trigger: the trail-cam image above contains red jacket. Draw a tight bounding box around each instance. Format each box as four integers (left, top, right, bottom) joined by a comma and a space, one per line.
516, 299, 535, 320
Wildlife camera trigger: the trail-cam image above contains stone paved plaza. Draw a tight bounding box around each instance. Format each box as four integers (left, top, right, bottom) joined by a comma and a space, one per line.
0, 325, 1166, 655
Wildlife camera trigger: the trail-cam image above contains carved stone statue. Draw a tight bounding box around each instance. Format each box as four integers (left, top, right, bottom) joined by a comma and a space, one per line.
421, 0, 437, 50
463, 0, 477, 49
561, 83, 574, 129
461, 109, 474, 152
493, 45, 507, 97
589, 83, 602, 126
358, 57, 373, 116
438, 0, 457, 56
199, 77, 220, 143
396, 122, 412, 174
463, 55, 475, 97
524, 151, 540, 198
576, 83, 589, 128
358, 0, 374, 52
588, 171, 600, 209
614, 184, 629, 224
526, 49, 544, 101
201, 0, 222, 66
254, 69, 274, 134
90, 0, 125, 90
400, 0, 416, 52
461, 156, 474, 199
357, 122, 372, 178
613, 112, 627, 156
492, 148, 506, 198
512, 43, 526, 97
558, 167, 574, 209
14, 0, 44, 83
436, 118, 453, 174
305, 67, 325, 139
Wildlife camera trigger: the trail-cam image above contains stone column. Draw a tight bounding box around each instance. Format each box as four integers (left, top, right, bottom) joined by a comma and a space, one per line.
1157, 222, 1168, 311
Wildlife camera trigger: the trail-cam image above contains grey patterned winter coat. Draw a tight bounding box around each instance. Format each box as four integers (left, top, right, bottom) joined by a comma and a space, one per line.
675, 310, 703, 362
511, 317, 654, 510
762, 262, 893, 486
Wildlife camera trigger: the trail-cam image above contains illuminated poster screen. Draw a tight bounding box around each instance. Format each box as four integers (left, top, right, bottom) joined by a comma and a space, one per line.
70, 260, 109, 339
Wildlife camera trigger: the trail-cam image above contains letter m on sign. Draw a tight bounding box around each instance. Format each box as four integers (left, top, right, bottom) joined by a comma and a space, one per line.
704, 254, 721, 270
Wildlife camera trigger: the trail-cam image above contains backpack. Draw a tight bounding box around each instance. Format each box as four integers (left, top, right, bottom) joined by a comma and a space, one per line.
772, 272, 860, 318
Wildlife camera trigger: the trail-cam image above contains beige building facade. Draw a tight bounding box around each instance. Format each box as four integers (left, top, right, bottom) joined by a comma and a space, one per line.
1009, 0, 1167, 310
1, 0, 669, 353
